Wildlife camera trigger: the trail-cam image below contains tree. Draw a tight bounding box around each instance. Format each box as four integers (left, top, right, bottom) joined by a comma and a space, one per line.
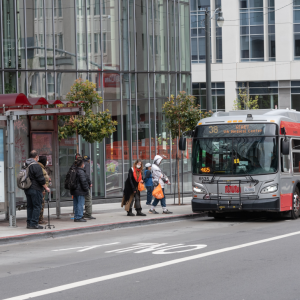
233, 87, 259, 110
58, 79, 117, 152
163, 92, 202, 205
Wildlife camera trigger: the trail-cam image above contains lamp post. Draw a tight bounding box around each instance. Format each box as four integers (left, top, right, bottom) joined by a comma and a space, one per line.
204, 7, 224, 112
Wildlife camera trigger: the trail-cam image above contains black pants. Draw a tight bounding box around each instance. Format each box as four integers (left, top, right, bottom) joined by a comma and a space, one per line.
129, 191, 142, 212
25, 188, 43, 227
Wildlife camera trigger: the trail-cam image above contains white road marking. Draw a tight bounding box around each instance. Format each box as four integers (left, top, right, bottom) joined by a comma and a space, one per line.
52, 242, 120, 253
5, 230, 300, 300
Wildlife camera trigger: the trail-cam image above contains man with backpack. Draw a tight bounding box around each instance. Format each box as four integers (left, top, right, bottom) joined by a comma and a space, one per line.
23, 150, 50, 229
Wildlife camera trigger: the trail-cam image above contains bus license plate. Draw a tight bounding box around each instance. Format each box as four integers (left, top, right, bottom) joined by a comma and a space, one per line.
244, 186, 255, 193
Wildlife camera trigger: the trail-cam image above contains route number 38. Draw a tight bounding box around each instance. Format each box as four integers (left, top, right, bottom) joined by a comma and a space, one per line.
209, 126, 218, 134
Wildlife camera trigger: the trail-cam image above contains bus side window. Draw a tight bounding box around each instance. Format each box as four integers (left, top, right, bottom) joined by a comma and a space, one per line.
292, 139, 300, 173
281, 138, 290, 173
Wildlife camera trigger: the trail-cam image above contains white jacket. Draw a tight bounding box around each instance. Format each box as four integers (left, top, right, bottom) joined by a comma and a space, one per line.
152, 155, 168, 188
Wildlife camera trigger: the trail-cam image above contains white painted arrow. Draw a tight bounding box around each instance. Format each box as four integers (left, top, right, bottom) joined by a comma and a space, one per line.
52, 242, 120, 253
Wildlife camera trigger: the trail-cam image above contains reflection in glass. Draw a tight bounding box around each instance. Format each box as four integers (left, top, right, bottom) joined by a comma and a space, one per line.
121, 0, 129, 71
129, 0, 135, 71
56, 72, 76, 100
105, 101, 123, 197
76, 0, 87, 69
123, 100, 132, 172
180, 4, 191, 71
4, 72, 17, 94
17, 0, 25, 69
3, 1, 16, 68
155, 74, 168, 97
148, 0, 154, 71
136, 0, 148, 71
28, 71, 45, 98
137, 100, 150, 161
137, 73, 148, 98
103, 73, 120, 100
45, 1, 54, 69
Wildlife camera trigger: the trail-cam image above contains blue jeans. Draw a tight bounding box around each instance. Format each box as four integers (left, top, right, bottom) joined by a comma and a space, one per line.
152, 188, 166, 208
25, 188, 43, 227
146, 186, 153, 205
73, 195, 85, 220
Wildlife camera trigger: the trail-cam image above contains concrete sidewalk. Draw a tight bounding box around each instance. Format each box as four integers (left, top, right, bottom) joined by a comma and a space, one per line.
0, 197, 205, 244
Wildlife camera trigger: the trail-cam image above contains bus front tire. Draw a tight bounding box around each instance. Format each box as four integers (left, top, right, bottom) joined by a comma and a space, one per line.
291, 187, 300, 220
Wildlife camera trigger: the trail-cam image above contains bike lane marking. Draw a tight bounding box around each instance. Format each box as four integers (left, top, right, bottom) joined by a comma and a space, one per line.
5, 230, 300, 300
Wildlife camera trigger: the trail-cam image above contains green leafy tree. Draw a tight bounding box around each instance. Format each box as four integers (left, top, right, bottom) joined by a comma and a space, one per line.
233, 87, 259, 110
58, 79, 117, 152
163, 92, 202, 205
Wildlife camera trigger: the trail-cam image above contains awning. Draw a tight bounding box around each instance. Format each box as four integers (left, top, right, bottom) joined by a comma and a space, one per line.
0, 93, 64, 108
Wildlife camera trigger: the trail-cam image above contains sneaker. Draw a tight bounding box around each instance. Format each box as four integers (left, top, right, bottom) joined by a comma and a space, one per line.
74, 218, 87, 222
84, 216, 96, 220
163, 210, 173, 214
149, 209, 159, 214
127, 212, 135, 216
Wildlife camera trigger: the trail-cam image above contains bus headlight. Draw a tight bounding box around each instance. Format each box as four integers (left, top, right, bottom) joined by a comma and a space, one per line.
193, 186, 207, 194
260, 184, 278, 194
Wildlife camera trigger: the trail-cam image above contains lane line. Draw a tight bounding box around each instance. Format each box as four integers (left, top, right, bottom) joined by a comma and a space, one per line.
5, 230, 300, 300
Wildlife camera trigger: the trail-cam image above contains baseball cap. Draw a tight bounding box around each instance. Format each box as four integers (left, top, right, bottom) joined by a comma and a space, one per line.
83, 155, 90, 161
145, 163, 151, 168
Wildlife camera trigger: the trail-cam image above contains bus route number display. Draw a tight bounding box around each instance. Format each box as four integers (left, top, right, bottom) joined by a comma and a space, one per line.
198, 124, 276, 137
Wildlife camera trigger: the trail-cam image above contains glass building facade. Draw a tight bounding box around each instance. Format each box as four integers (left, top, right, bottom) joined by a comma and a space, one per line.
0, 0, 191, 200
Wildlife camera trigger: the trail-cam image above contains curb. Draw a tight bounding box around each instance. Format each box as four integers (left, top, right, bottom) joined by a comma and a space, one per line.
0, 213, 207, 245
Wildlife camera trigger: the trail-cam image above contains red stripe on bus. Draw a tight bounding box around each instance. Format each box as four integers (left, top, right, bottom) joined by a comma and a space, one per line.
280, 121, 300, 136
280, 193, 293, 211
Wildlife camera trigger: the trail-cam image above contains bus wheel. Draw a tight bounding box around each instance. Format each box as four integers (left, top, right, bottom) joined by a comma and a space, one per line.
291, 187, 300, 220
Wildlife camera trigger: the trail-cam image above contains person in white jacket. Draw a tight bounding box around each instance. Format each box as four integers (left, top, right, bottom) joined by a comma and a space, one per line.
149, 155, 173, 214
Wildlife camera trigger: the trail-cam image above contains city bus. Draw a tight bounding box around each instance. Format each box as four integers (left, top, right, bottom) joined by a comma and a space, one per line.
184, 109, 300, 219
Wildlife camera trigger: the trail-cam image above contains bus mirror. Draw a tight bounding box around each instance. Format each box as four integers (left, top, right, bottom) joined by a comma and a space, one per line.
281, 139, 289, 155
179, 137, 186, 151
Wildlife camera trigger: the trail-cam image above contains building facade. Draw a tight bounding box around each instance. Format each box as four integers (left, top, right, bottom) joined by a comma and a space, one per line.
191, 0, 300, 112
0, 0, 191, 202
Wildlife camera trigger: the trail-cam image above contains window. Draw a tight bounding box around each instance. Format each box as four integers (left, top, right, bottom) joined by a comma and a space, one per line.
103, 32, 107, 53
39, 0, 43, 18
76, 0, 84, 16
281, 138, 290, 173
35, 34, 39, 55
87, 0, 90, 15
54, 0, 57, 17
58, 34, 63, 51
291, 81, 300, 111
215, 0, 222, 63
268, 0, 275, 61
94, 33, 98, 53
34, 0, 37, 18
88, 33, 91, 53
237, 81, 278, 109
294, 0, 300, 59
58, 0, 62, 17
240, 0, 264, 62
292, 139, 300, 173
192, 82, 225, 112
94, 0, 100, 15
39, 34, 44, 55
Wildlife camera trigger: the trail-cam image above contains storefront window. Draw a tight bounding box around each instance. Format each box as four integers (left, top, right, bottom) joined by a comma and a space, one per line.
105, 101, 123, 197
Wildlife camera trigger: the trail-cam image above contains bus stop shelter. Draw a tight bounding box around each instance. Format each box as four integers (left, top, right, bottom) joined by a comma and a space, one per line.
0, 93, 82, 227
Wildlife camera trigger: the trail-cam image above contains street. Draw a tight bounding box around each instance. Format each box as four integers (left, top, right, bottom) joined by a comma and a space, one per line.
1, 215, 300, 300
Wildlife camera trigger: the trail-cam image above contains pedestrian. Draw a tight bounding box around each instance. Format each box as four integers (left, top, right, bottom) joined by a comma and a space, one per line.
24, 150, 50, 229
83, 155, 95, 220
121, 159, 146, 216
38, 156, 50, 225
70, 159, 90, 222
149, 155, 173, 214
144, 163, 153, 206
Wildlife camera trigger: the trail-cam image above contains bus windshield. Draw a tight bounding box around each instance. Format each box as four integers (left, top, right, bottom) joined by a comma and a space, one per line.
192, 124, 278, 175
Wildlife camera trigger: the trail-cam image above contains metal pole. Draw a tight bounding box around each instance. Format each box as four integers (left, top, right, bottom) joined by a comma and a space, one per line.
181, 151, 183, 204
205, 8, 212, 112
174, 155, 177, 204
8, 113, 16, 227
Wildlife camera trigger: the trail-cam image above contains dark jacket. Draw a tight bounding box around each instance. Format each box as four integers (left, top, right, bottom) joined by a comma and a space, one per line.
122, 168, 140, 204
25, 158, 45, 192
70, 167, 89, 196
83, 160, 92, 186
143, 170, 153, 187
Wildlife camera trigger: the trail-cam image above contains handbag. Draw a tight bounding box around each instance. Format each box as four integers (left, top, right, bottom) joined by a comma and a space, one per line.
138, 182, 146, 192
152, 183, 164, 199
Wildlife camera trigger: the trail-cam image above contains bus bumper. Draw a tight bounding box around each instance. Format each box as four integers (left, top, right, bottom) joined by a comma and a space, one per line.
192, 197, 280, 212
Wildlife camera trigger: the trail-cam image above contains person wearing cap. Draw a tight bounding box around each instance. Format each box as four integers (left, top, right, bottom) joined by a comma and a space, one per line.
149, 155, 173, 214
144, 163, 153, 206
82, 155, 95, 220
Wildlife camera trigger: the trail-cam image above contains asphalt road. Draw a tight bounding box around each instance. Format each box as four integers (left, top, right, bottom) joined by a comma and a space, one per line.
1, 215, 300, 300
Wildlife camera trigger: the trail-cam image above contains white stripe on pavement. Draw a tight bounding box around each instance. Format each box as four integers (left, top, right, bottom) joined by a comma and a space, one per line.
5, 230, 300, 300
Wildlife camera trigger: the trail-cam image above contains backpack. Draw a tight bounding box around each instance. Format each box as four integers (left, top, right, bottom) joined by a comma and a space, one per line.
17, 162, 36, 190
64, 166, 77, 190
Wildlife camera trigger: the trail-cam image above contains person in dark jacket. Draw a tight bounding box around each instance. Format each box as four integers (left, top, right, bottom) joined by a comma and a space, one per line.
70, 159, 90, 222
25, 150, 50, 229
144, 163, 153, 205
121, 160, 146, 216
83, 155, 95, 220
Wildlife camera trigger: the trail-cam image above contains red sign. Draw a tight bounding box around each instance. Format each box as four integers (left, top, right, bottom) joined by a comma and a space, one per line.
280, 121, 300, 136
225, 186, 241, 193
103, 73, 120, 88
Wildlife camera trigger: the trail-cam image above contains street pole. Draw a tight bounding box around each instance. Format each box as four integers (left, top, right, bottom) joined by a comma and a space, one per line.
205, 8, 212, 112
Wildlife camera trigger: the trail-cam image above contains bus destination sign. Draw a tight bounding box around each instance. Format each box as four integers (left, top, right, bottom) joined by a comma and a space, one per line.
196, 123, 277, 138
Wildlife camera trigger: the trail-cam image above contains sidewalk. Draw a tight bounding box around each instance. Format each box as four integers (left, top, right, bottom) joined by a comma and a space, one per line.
0, 197, 205, 245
